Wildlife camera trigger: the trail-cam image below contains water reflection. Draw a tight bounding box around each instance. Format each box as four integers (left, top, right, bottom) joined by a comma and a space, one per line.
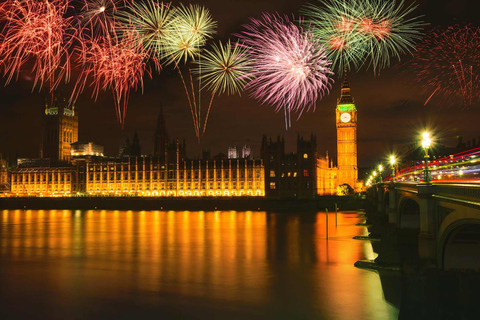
0, 210, 397, 319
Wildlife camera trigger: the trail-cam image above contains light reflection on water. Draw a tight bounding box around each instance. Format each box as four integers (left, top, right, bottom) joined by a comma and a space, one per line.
0, 209, 397, 319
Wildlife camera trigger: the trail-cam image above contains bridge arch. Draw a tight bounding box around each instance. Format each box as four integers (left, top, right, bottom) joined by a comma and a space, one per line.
438, 212, 480, 269
397, 196, 420, 229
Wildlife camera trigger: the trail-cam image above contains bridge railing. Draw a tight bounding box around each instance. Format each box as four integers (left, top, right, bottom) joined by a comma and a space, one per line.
432, 183, 480, 205
392, 182, 419, 194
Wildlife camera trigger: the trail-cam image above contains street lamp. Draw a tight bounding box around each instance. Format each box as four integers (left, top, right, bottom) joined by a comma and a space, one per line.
378, 164, 383, 183
390, 155, 396, 182
422, 132, 432, 183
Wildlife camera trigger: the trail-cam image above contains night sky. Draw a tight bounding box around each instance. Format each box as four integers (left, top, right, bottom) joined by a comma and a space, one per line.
0, 0, 479, 168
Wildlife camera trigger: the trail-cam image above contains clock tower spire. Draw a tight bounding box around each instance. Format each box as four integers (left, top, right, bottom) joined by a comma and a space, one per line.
336, 69, 359, 191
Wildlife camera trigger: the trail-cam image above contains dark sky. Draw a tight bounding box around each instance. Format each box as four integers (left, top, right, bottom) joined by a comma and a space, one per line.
0, 0, 479, 168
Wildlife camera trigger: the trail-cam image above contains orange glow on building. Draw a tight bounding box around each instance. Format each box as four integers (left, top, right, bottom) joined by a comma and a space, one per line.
9, 156, 265, 197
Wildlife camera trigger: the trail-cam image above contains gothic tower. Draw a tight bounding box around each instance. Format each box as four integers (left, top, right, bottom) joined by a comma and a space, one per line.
336, 70, 358, 190
153, 104, 169, 156
40, 93, 78, 162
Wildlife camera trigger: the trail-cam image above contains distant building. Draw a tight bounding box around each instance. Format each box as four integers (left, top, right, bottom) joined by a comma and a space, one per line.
316, 151, 338, 195
0, 154, 9, 193
119, 130, 142, 157
40, 93, 78, 162
17, 158, 57, 168
261, 135, 319, 198
73, 152, 264, 197
242, 145, 252, 159
228, 146, 238, 159
10, 166, 76, 196
9, 111, 263, 196
10, 157, 76, 195
71, 142, 104, 157
10, 150, 264, 197
118, 138, 130, 157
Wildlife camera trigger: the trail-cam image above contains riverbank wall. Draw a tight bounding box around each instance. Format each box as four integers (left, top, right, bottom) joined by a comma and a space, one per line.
0, 195, 365, 212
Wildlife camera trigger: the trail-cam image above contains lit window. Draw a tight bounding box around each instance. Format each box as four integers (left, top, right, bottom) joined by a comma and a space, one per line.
270, 182, 276, 189
303, 170, 309, 177
288, 172, 291, 177
304, 153, 308, 159
294, 172, 297, 177
270, 170, 276, 177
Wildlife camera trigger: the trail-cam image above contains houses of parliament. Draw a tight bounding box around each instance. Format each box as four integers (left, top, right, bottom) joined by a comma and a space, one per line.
2, 72, 363, 198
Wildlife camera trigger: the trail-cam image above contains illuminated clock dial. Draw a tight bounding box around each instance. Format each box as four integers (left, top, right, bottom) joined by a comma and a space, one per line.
340, 112, 351, 123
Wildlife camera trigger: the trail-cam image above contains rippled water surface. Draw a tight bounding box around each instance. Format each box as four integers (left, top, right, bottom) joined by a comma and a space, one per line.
0, 209, 397, 319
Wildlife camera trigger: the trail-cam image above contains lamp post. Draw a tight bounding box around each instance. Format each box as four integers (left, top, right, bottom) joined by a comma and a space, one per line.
422, 132, 432, 183
373, 171, 377, 184
390, 155, 396, 182
378, 165, 383, 183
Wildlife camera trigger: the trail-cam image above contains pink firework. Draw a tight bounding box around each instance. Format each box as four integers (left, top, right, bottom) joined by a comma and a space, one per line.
0, 0, 78, 91
238, 13, 334, 120
411, 25, 480, 106
74, 27, 157, 126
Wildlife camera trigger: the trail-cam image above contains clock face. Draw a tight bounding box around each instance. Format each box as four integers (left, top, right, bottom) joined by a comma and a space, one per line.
340, 112, 351, 123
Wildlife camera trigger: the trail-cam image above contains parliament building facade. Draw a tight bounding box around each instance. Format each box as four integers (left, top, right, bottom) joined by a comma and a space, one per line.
7, 73, 362, 198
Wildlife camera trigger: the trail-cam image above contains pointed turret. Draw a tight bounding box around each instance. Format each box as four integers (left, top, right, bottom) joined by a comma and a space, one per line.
338, 68, 355, 105
153, 104, 169, 156
131, 130, 141, 156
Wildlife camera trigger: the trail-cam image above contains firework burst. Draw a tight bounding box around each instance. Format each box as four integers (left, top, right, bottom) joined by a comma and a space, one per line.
196, 40, 253, 96
410, 25, 480, 106
238, 13, 334, 128
194, 40, 253, 133
0, 0, 77, 91
116, 1, 175, 60
301, 1, 365, 73
73, 27, 156, 126
157, 3, 217, 140
163, 3, 217, 65
79, 0, 129, 36
302, 0, 425, 74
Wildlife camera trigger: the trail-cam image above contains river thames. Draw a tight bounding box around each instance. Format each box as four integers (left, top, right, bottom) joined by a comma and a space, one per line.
0, 209, 398, 319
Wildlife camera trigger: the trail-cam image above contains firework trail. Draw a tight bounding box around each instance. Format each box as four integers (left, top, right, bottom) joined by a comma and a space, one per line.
73, 26, 156, 127
410, 25, 480, 106
161, 3, 217, 140
194, 40, 253, 133
0, 0, 78, 92
238, 13, 334, 129
302, 0, 425, 75
115, 1, 217, 134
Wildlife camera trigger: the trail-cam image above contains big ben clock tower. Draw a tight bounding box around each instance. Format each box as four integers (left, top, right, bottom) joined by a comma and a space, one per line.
336, 70, 358, 190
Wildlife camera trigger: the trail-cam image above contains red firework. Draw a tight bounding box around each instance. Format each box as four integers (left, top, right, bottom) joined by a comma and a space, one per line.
0, 0, 78, 91
411, 25, 480, 106
73, 26, 158, 126
79, 0, 131, 37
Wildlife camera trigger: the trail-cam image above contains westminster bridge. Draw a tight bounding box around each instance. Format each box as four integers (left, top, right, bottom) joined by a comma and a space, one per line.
368, 181, 480, 269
